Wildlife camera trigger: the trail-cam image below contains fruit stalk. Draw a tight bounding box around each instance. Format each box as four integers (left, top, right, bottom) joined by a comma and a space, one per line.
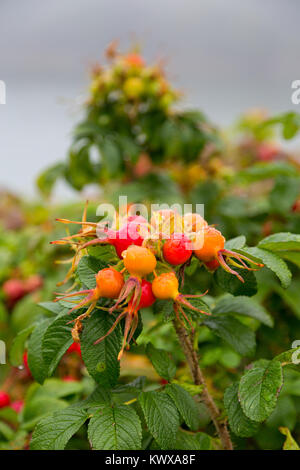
172, 318, 233, 451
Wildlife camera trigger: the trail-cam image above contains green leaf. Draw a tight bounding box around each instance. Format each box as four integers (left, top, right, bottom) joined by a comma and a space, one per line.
241, 246, 291, 289
181, 296, 211, 317
215, 268, 257, 297
238, 162, 298, 183
88, 404, 142, 450
30, 406, 88, 450
113, 376, 146, 395
138, 391, 180, 449
269, 177, 300, 214
203, 315, 256, 356
225, 236, 246, 250
239, 360, 283, 422
279, 427, 300, 450
0, 407, 18, 425
165, 384, 199, 431
213, 294, 273, 327
83, 385, 112, 412
258, 232, 300, 252
0, 430, 27, 450
273, 347, 300, 367
279, 251, 300, 268
65, 145, 99, 190
27, 319, 52, 384
36, 163, 65, 197
22, 397, 68, 430
0, 421, 15, 441
259, 112, 300, 140
100, 137, 122, 176
266, 395, 296, 430
146, 343, 176, 381
81, 312, 122, 388
153, 299, 174, 322
9, 325, 35, 366
38, 301, 68, 316
88, 244, 117, 264
170, 380, 204, 396
33, 378, 84, 399
77, 256, 106, 289
224, 383, 259, 437
10, 295, 45, 332
272, 281, 300, 319
42, 312, 78, 377
175, 429, 212, 450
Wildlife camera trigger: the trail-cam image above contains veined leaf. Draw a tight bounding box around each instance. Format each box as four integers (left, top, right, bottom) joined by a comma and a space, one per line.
42, 312, 78, 377
258, 232, 300, 252
81, 312, 121, 388
146, 343, 176, 381
30, 406, 88, 450
225, 236, 246, 250
138, 391, 179, 449
215, 268, 257, 297
77, 255, 106, 289
213, 294, 273, 327
240, 246, 291, 289
9, 325, 35, 366
81, 386, 112, 415
153, 300, 174, 322
239, 360, 283, 422
224, 383, 259, 437
38, 301, 69, 316
27, 319, 53, 384
88, 244, 117, 264
88, 404, 142, 450
165, 384, 199, 431
175, 429, 212, 450
203, 315, 256, 356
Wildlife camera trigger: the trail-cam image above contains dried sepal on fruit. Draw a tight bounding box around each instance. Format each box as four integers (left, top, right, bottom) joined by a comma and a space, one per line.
152, 272, 209, 330
94, 280, 155, 360
51, 202, 95, 285
109, 245, 157, 316
54, 267, 124, 324
194, 226, 263, 282
52, 213, 150, 260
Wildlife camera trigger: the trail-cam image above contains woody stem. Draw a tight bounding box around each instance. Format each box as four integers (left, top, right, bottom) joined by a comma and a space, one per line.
172, 318, 233, 450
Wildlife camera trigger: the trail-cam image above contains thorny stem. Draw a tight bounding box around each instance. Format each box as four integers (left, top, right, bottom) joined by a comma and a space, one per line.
173, 318, 233, 450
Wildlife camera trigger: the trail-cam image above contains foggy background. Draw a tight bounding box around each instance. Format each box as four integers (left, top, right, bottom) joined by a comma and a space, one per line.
1, 0, 299, 199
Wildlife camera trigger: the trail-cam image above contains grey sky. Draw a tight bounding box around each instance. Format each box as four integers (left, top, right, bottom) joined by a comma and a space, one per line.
0, 0, 299, 198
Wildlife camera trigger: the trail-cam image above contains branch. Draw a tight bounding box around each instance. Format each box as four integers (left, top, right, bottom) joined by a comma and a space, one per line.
173, 318, 233, 450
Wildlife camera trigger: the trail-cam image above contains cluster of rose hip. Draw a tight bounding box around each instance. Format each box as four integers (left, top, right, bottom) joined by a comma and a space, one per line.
89, 43, 178, 111
53, 209, 262, 360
